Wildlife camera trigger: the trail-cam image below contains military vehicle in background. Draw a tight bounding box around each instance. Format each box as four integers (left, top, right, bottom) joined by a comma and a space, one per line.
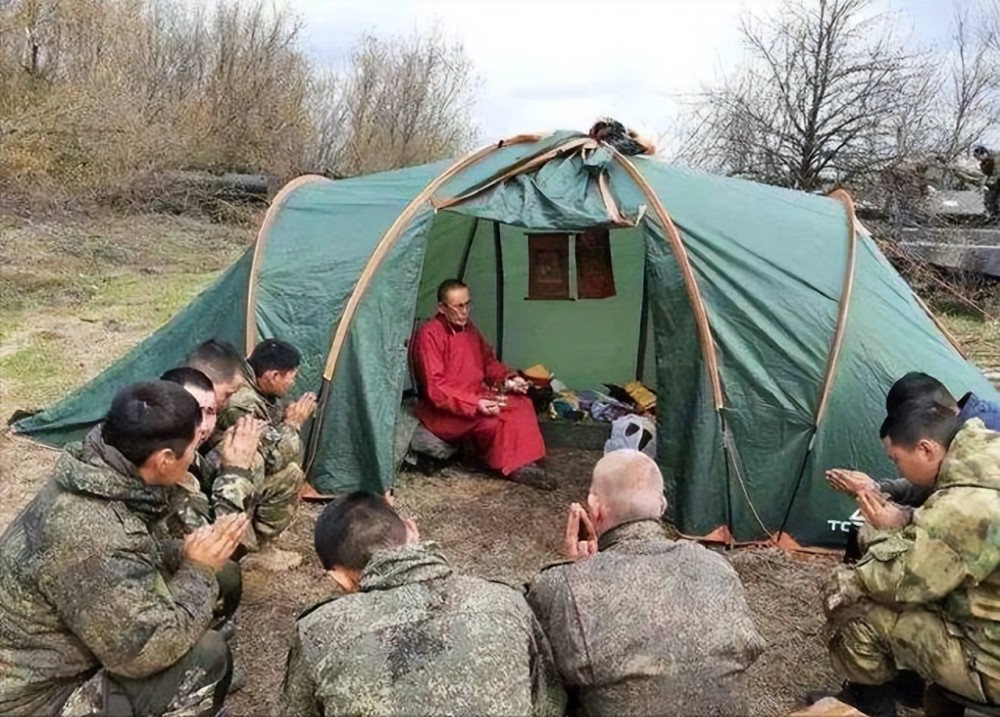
856, 154, 1000, 280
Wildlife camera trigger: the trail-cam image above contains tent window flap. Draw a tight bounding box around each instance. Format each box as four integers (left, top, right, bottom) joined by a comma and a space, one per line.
576, 227, 616, 299
527, 233, 571, 299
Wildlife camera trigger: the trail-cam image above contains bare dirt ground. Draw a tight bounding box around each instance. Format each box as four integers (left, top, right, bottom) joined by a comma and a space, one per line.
6, 208, 996, 715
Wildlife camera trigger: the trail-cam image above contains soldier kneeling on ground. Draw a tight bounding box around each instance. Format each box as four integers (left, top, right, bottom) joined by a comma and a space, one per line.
279, 492, 566, 717
527, 450, 764, 716
0, 381, 249, 717
813, 399, 1000, 717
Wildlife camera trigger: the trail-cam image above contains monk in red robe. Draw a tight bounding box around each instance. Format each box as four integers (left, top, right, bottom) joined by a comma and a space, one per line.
410, 279, 553, 490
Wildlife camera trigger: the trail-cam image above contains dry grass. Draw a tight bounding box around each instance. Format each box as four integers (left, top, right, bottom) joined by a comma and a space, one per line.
9, 210, 999, 717
226, 455, 844, 717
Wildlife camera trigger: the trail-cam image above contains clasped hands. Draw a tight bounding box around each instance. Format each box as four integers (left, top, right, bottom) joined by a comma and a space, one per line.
825, 468, 908, 529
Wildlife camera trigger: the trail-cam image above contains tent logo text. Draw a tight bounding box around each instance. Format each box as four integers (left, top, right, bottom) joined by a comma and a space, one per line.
827, 510, 864, 533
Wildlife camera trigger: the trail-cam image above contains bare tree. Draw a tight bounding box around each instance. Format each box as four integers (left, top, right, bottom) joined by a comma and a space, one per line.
678, 0, 932, 191
306, 30, 479, 178
934, 1, 1000, 162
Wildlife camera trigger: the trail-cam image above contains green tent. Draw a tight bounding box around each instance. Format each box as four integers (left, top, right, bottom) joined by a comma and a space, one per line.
13, 130, 999, 549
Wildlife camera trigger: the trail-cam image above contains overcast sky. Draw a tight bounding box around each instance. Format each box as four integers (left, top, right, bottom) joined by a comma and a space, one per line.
290, 0, 976, 148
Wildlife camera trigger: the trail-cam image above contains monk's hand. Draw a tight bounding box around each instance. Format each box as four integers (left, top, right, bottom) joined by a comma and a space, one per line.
506, 376, 530, 394
563, 503, 598, 561
825, 469, 877, 497
184, 513, 250, 570
477, 398, 501, 416
285, 392, 318, 431
218, 416, 263, 470
857, 491, 908, 530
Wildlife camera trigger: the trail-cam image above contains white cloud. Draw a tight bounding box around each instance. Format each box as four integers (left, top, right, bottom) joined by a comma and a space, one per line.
287, 0, 973, 147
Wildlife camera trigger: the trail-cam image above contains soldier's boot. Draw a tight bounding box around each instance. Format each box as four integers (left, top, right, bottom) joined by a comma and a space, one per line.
806, 681, 898, 717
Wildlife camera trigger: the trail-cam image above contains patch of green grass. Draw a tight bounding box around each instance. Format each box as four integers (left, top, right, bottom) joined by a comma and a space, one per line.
78, 271, 220, 330
0, 344, 77, 410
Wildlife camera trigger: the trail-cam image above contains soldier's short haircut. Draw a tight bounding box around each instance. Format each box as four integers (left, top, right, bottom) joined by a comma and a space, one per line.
183, 339, 245, 385
247, 338, 301, 378
102, 381, 200, 466
160, 366, 214, 394
880, 398, 960, 448
885, 372, 957, 414
314, 492, 407, 571
437, 279, 468, 304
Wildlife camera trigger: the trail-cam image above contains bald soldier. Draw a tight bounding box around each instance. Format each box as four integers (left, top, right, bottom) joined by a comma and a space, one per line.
527, 450, 764, 716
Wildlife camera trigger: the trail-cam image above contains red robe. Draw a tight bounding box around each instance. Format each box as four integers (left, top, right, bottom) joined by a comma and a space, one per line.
410, 314, 546, 475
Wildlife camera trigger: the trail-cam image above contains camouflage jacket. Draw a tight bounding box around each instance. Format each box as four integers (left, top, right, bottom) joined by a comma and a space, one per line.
852, 419, 1000, 678
210, 381, 301, 522
0, 438, 219, 716
279, 542, 566, 717
214, 382, 302, 476
527, 520, 764, 717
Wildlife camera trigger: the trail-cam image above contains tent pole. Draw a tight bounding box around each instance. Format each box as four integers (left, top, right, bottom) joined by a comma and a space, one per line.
774, 188, 860, 541
493, 221, 505, 361
635, 262, 650, 381
457, 218, 480, 282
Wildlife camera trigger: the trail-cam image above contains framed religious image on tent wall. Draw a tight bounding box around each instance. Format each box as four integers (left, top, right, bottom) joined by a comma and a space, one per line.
526, 233, 571, 299
576, 226, 616, 299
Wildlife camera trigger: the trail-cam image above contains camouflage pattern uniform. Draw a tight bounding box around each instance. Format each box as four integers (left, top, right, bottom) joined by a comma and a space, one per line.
278, 541, 566, 717
824, 419, 1000, 705
0, 433, 229, 716
527, 520, 764, 716
209, 381, 304, 550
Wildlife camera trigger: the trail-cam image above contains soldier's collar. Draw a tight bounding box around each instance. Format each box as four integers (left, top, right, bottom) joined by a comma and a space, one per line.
598, 519, 667, 552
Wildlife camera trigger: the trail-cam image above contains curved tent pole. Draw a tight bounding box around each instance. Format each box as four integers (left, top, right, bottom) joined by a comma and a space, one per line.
605, 152, 782, 543
774, 188, 860, 541
300, 134, 544, 477
318, 134, 545, 382
606, 154, 724, 409
244, 174, 330, 352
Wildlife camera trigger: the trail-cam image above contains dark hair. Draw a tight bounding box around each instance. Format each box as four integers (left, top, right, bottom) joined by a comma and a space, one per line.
885, 372, 956, 414
437, 279, 468, 304
314, 492, 408, 571
101, 381, 200, 466
879, 398, 960, 449
160, 367, 214, 394
247, 338, 301, 377
183, 339, 245, 385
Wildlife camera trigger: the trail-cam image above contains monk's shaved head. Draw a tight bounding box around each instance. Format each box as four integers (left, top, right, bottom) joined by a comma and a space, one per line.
590, 449, 666, 526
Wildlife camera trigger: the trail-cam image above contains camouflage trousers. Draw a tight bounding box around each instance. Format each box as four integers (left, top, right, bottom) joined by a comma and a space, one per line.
828, 600, 1000, 705
246, 462, 304, 551
60, 631, 232, 717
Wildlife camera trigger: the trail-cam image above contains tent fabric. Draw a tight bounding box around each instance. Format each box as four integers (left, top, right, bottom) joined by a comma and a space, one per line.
13, 131, 999, 549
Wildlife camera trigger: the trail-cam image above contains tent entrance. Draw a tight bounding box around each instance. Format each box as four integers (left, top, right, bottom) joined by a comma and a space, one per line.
409, 211, 655, 448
